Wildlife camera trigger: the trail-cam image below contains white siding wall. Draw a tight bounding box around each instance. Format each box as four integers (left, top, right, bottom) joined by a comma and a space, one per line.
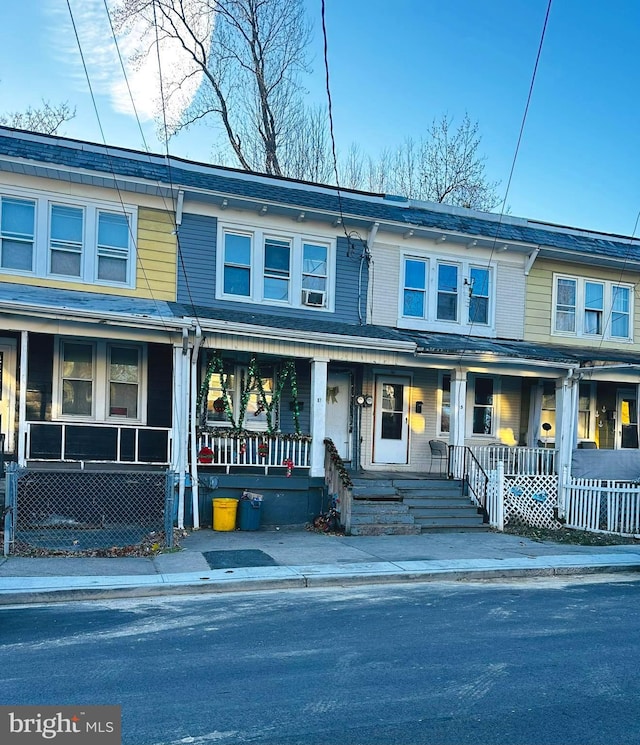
496, 262, 526, 339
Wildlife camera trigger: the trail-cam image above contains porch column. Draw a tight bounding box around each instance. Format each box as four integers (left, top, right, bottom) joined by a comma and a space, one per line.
309, 357, 329, 478
556, 373, 578, 518
450, 369, 467, 478
17, 330, 28, 466
172, 343, 189, 529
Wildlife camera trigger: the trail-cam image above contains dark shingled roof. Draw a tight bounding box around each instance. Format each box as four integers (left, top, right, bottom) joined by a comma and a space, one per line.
1, 128, 639, 263
169, 303, 413, 344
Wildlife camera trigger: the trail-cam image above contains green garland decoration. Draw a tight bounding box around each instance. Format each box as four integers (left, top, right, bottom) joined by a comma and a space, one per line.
197, 351, 302, 435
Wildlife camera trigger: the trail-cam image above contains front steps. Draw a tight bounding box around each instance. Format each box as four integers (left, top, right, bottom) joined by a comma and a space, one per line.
349, 476, 487, 535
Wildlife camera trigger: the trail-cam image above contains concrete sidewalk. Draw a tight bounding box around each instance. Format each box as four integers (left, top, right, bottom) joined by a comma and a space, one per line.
0, 529, 639, 604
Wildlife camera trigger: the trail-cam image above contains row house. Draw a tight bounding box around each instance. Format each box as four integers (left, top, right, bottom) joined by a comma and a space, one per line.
1, 126, 639, 531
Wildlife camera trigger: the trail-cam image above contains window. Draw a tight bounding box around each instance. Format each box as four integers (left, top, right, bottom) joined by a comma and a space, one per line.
223, 231, 251, 296
468, 267, 490, 325
584, 282, 603, 335
264, 238, 290, 301
56, 339, 144, 422
205, 360, 275, 431
109, 346, 140, 418
218, 224, 334, 310
61, 342, 94, 416
554, 275, 632, 340
403, 259, 427, 317
437, 264, 458, 321
539, 381, 593, 442
1, 197, 35, 270
97, 212, 130, 283
439, 373, 451, 434
0, 189, 136, 287
473, 378, 494, 435
400, 254, 494, 332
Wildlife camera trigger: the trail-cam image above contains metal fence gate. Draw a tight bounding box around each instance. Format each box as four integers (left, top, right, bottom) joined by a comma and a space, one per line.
3, 464, 175, 555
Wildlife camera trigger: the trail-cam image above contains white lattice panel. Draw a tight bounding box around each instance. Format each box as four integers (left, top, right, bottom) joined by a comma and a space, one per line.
504, 475, 562, 530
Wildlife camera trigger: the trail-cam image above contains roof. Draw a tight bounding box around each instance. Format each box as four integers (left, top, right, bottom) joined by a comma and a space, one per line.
1, 127, 639, 265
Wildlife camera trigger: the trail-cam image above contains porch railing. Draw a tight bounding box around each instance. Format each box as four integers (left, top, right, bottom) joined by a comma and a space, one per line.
196, 431, 311, 473
25, 421, 172, 464
471, 445, 556, 477
324, 439, 353, 533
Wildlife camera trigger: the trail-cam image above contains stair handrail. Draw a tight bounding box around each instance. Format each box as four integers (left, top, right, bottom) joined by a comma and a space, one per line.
323, 439, 353, 533
457, 445, 490, 522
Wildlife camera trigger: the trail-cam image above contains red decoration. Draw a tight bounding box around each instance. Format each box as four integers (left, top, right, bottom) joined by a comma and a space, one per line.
257, 442, 269, 459
212, 397, 226, 414
283, 458, 294, 477
197, 446, 214, 464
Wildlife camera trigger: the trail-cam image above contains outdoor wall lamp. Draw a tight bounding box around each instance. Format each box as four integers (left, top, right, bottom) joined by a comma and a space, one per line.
415, 401, 423, 414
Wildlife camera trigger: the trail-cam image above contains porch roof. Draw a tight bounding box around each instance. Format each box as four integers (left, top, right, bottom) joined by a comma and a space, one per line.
170, 302, 414, 349
0, 282, 180, 327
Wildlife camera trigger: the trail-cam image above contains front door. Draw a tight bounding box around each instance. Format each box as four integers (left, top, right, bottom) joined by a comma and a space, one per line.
373, 375, 410, 464
0, 339, 16, 453
617, 389, 638, 449
325, 371, 351, 461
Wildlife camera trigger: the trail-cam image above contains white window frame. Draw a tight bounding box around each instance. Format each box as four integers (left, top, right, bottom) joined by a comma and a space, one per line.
0, 185, 137, 288
216, 221, 335, 311
437, 371, 451, 436
552, 274, 634, 342
466, 375, 499, 438
398, 252, 496, 334
53, 338, 147, 423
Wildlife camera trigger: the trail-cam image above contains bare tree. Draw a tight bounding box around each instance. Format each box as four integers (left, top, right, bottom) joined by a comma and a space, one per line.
338, 113, 500, 210
279, 105, 333, 183
418, 113, 500, 210
0, 101, 76, 135
113, 0, 311, 176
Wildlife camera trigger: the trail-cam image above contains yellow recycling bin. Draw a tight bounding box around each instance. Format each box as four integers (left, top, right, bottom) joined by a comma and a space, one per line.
212, 498, 239, 531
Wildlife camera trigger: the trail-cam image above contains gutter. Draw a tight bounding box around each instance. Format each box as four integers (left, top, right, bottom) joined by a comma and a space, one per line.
189, 324, 203, 530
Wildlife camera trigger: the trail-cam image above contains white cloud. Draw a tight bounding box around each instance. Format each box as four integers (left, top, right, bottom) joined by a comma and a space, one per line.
49, 0, 208, 128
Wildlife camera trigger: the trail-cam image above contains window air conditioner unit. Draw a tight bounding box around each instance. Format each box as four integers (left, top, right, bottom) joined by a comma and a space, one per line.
302, 289, 326, 307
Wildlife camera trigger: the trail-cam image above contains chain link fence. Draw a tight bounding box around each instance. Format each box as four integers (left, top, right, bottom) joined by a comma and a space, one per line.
3, 464, 175, 555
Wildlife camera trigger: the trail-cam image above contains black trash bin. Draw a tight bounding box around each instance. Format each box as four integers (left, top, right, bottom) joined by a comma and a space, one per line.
238, 492, 263, 531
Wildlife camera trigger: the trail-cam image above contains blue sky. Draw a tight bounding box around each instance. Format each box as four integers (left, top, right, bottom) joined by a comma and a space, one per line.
1, 0, 639, 236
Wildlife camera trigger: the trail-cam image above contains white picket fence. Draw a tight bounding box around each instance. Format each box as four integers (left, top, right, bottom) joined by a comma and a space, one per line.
566, 479, 640, 537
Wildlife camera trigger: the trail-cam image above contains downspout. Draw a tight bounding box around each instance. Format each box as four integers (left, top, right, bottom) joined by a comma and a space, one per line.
177, 327, 189, 530
189, 324, 203, 530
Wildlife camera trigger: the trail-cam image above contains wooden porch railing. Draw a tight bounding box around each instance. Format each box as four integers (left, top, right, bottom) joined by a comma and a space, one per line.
324, 438, 353, 533
196, 431, 311, 473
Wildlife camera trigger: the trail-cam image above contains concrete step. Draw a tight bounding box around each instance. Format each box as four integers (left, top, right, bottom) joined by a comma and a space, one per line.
399, 488, 463, 499
391, 478, 459, 488
409, 507, 482, 519
401, 497, 471, 508
351, 501, 411, 515
351, 513, 416, 525
415, 515, 487, 528
419, 524, 490, 533
350, 523, 422, 536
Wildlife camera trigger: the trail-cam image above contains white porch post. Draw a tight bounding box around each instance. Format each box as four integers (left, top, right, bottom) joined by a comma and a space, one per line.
172, 343, 189, 529
17, 330, 28, 466
450, 369, 467, 478
309, 357, 329, 478
556, 373, 578, 518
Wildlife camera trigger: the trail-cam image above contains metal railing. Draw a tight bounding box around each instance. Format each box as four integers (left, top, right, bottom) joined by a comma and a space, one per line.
324, 438, 353, 533
4, 463, 174, 554
196, 431, 311, 473
25, 421, 172, 464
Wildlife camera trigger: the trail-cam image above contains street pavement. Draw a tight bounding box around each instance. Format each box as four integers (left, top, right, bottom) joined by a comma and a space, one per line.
0, 527, 639, 604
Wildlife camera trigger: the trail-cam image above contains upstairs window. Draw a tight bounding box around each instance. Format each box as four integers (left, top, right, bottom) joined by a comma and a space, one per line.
400, 254, 494, 332
0, 189, 136, 287
0, 197, 35, 271
218, 224, 334, 310
554, 275, 632, 341
50, 204, 83, 277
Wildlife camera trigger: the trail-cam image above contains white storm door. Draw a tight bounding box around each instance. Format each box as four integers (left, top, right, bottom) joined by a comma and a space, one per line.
0, 340, 16, 452
325, 372, 351, 461
373, 376, 410, 464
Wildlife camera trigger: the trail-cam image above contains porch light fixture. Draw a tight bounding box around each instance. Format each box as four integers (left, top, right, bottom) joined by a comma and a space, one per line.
296, 212, 306, 222
221, 198, 228, 209
259, 205, 268, 215
437, 235, 447, 243
333, 217, 342, 227
415, 401, 423, 414
403, 230, 414, 239
466, 240, 478, 249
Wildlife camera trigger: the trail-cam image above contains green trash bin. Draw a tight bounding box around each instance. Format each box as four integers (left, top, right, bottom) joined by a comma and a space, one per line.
238, 492, 263, 531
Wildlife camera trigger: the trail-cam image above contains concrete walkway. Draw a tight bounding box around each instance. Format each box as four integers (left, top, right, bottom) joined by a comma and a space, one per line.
0, 529, 639, 604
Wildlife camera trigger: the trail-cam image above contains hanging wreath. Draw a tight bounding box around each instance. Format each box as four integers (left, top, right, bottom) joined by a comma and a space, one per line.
257, 442, 269, 459
212, 397, 226, 414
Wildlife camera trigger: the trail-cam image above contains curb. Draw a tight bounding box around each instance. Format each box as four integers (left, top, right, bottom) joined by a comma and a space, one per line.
0, 561, 638, 605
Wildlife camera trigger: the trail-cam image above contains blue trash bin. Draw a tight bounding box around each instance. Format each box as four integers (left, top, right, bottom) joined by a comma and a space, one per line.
238, 492, 263, 531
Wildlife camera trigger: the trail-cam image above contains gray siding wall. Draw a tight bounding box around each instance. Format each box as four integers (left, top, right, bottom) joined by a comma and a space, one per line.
177, 214, 367, 325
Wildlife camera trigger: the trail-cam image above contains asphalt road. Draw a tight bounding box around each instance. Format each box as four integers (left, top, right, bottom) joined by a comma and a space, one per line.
2, 575, 639, 745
